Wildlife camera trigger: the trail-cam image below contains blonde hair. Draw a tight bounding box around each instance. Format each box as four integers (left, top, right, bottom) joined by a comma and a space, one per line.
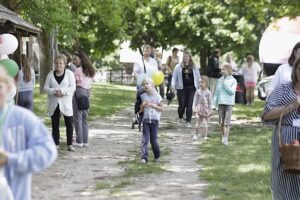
222, 64, 233, 75
142, 77, 154, 86
200, 76, 209, 87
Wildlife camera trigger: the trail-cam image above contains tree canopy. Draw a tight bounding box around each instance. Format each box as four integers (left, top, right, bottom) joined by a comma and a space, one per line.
1, 0, 300, 67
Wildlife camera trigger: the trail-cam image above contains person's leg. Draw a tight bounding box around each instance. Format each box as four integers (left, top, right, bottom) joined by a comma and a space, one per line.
26, 90, 34, 111
159, 82, 165, 99
82, 109, 89, 145
203, 117, 208, 139
185, 87, 196, 123
177, 89, 186, 120
51, 106, 61, 145
250, 86, 255, 105
73, 95, 83, 144
149, 121, 160, 160
141, 122, 150, 162
223, 105, 233, 145
245, 86, 250, 105
64, 115, 74, 146
166, 73, 172, 94
16, 92, 25, 107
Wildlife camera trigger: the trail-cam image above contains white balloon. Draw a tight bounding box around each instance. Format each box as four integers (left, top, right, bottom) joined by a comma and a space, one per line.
0, 34, 19, 55
0, 54, 8, 60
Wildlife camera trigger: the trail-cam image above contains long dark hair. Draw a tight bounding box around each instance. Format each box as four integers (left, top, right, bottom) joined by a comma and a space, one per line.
21, 54, 32, 82
73, 50, 95, 77
288, 42, 300, 65
291, 57, 300, 85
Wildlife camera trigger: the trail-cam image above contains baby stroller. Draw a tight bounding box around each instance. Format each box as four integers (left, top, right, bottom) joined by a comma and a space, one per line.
131, 89, 145, 131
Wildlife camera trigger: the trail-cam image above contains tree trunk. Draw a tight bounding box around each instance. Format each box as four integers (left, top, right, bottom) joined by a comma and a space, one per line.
200, 48, 208, 76
38, 30, 58, 93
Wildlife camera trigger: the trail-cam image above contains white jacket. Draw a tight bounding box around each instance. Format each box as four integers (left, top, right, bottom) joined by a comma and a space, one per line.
44, 69, 76, 116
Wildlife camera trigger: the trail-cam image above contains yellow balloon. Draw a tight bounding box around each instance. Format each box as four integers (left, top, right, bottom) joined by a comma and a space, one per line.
152, 71, 164, 86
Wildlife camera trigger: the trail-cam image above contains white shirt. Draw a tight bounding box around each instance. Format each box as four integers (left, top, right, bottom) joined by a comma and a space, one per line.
133, 56, 158, 77
242, 62, 261, 83
44, 69, 76, 116
268, 63, 292, 93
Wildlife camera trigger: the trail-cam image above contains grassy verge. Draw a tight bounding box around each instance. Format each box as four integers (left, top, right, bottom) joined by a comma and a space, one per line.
33, 83, 136, 121
199, 99, 273, 200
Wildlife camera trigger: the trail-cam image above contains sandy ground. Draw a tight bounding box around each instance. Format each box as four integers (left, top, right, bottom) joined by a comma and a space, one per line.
32, 103, 210, 200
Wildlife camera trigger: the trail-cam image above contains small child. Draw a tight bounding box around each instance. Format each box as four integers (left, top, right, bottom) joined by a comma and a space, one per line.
0, 66, 57, 200
192, 76, 212, 141
140, 77, 163, 163
213, 64, 237, 145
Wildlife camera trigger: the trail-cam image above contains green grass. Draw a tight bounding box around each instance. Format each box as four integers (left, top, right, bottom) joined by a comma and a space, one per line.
199, 99, 273, 200
33, 83, 136, 120
233, 100, 265, 120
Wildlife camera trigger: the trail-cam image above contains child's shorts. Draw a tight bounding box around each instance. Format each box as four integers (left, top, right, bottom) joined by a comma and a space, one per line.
245, 81, 256, 88
218, 105, 232, 125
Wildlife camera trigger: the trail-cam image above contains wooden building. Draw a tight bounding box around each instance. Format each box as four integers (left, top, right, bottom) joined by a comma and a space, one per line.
0, 4, 40, 67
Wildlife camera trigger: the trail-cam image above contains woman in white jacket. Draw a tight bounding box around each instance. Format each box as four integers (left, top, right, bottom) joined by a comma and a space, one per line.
44, 55, 76, 151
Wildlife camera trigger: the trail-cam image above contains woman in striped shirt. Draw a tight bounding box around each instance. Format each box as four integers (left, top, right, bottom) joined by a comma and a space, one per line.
262, 57, 300, 199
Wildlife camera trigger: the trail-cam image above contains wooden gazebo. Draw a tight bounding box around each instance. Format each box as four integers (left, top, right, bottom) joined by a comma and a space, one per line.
0, 4, 40, 66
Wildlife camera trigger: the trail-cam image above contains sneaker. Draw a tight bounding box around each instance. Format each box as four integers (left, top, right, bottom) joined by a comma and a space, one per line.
192, 135, 198, 141
204, 137, 209, 140
223, 137, 228, 146
177, 118, 182, 126
221, 137, 225, 144
187, 122, 192, 128
67, 145, 75, 151
74, 143, 83, 148
154, 158, 160, 163
83, 143, 89, 147
141, 159, 147, 164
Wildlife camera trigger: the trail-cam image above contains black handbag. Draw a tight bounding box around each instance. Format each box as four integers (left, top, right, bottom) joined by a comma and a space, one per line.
75, 93, 89, 110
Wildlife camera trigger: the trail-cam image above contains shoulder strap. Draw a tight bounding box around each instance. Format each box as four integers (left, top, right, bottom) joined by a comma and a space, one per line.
142, 57, 146, 73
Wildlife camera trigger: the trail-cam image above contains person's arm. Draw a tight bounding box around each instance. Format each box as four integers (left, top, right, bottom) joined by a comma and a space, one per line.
43, 72, 56, 95
171, 65, 177, 91
166, 56, 172, 73
192, 91, 199, 111
60, 71, 76, 96
149, 101, 163, 112
32, 68, 35, 86
262, 101, 298, 120
222, 78, 236, 95
262, 83, 295, 123
1, 112, 57, 173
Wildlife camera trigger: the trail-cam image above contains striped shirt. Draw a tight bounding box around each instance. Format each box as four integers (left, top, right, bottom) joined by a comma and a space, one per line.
263, 82, 300, 199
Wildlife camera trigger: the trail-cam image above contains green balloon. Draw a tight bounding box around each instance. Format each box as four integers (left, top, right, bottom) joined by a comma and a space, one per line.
0, 59, 19, 77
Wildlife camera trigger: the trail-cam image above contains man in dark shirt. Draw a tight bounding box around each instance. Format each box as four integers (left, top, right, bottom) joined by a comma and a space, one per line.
207, 49, 221, 97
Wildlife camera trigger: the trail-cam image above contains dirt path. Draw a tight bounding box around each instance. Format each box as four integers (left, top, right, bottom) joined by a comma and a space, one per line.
32, 103, 209, 200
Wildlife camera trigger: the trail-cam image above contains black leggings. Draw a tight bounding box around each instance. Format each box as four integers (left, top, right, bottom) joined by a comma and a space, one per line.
51, 105, 73, 145
177, 86, 196, 122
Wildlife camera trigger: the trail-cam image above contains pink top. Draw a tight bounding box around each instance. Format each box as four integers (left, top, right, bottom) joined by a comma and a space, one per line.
74, 67, 93, 89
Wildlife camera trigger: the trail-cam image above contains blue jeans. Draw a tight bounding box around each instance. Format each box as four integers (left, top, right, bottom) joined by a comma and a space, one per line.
141, 120, 160, 162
